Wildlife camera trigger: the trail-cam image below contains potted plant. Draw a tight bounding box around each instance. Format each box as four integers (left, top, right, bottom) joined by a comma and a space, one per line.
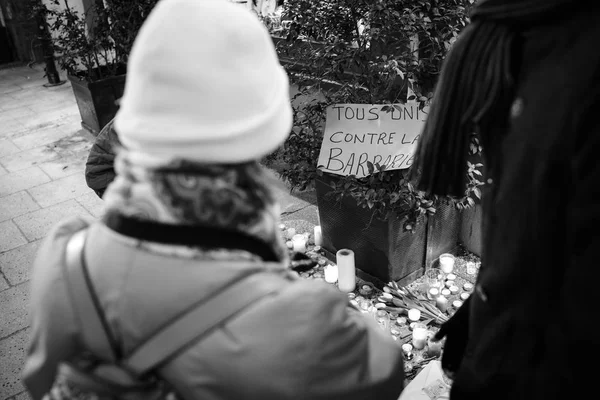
37, 0, 158, 135
266, 0, 480, 284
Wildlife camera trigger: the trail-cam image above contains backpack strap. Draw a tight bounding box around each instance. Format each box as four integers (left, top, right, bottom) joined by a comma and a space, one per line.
64, 228, 288, 379
123, 272, 286, 376
64, 229, 118, 362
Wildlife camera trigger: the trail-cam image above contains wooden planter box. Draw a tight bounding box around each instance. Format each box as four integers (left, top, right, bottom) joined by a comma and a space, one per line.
68, 72, 126, 136
460, 204, 482, 256
316, 173, 461, 286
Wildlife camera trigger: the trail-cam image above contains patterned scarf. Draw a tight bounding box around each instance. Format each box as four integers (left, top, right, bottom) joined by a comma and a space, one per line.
102, 148, 288, 263
410, 0, 577, 197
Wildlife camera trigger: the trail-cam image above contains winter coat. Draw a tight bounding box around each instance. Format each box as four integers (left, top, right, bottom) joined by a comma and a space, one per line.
442, 6, 600, 400
22, 217, 405, 400
85, 119, 120, 198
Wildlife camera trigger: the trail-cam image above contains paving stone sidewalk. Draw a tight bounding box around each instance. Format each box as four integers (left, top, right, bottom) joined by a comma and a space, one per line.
0, 64, 318, 400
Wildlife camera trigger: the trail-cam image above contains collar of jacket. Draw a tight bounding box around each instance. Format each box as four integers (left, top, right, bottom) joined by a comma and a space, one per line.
103, 212, 281, 262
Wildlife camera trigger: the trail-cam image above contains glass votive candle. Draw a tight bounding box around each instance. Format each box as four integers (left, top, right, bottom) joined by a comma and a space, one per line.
466, 261, 479, 275
291, 234, 307, 252
412, 323, 428, 350
286, 227, 296, 239
427, 336, 443, 357
408, 308, 421, 322
439, 253, 455, 274
424, 267, 443, 290
402, 343, 413, 358
375, 310, 390, 332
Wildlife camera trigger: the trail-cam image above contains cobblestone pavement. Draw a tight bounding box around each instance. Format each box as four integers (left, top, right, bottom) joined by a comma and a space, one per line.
0, 64, 318, 400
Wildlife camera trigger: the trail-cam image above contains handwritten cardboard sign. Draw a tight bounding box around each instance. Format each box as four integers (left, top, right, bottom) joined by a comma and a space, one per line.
317, 103, 428, 177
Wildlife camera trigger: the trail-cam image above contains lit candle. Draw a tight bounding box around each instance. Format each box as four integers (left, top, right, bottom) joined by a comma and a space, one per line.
412, 324, 428, 350
336, 249, 356, 293
324, 265, 338, 283
427, 337, 443, 357
314, 225, 323, 246
408, 308, 421, 322
291, 234, 307, 252
435, 295, 448, 312
439, 253, 455, 274
427, 287, 440, 300
460, 292, 470, 301
449, 285, 459, 295
453, 300, 463, 309
441, 288, 451, 297
463, 282, 474, 292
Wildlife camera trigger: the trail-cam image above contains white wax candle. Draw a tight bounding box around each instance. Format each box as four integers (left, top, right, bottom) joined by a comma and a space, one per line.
291, 234, 307, 252
314, 225, 323, 246
449, 285, 459, 295
453, 300, 463, 309
428, 287, 440, 300
408, 308, 421, 322
460, 292, 470, 301
436, 295, 448, 312
324, 265, 338, 283
412, 325, 428, 350
401, 343, 413, 355
336, 249, 356, 292
441, 288, 451, 297
463, 282, 474, 291
446, 273, 457, 281
445, 280, 455, 288
286, 228, 296, 239
439, 253, 455, 274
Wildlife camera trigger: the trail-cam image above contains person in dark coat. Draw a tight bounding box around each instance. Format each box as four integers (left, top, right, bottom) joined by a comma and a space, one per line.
410, 0, 600, 399
84, 118, 121, 199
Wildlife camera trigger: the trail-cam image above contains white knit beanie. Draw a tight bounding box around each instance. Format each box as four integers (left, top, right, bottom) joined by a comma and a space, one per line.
114, 0, 292, 163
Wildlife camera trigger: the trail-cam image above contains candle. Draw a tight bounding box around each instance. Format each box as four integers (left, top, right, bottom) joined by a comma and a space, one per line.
439, 253, 455, 274
446, 273, 457, 281
445, 280, 455, 288
291, 234, 307, 252
396, 317, 407, 326
324, 265, 338, 283
427, 287, 440, 300
359, 284, 373, 296
412, 324, 428, 350
435, 295, 448, 312
314, 225, 323, 246
463, 282, 474, 292
286, 228, 296, 239
286, 240, 293, 249
449, 285, 459, 295
441, 288, 451, 297
336, 249, 356, 292
427, 337, 443, 357
453, 300, 463, 309
460, 292, 470, 301
401, 343, 413, 356
408, 308, 421, 322
466, 261, 478, 275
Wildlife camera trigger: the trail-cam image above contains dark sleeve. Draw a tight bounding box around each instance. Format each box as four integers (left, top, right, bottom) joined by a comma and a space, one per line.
22, 217, 90, 400
531, 94, 600, 397
85, 119, 121, 196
